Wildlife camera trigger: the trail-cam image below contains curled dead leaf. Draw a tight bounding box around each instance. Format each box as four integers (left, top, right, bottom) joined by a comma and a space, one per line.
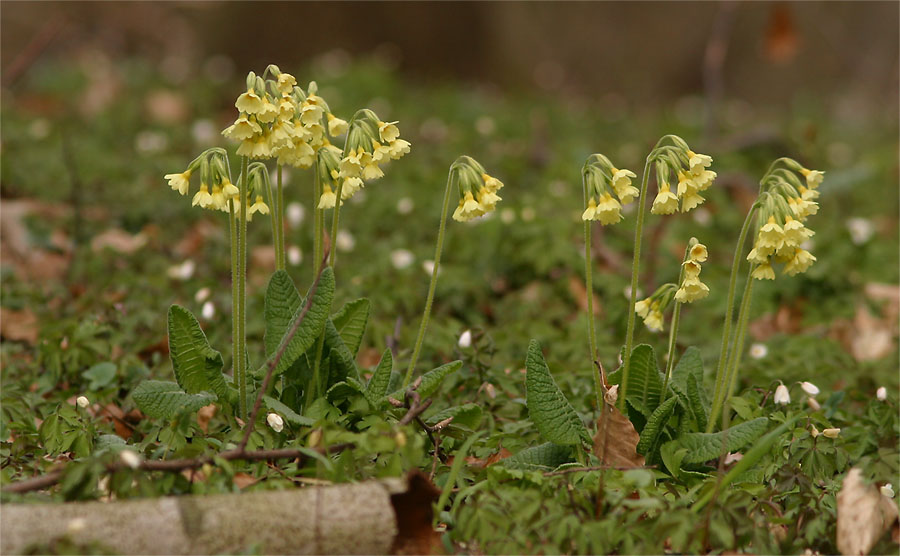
837, 467, 899, 555
592, 403, 645, 468
0, 307, 39, 344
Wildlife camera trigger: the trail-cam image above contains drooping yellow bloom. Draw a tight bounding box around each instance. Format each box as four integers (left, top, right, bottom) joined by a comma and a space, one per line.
318, 184, 337, 209
300, 99, 324, 126
610, 168, 639, 204
378, 121, 400, 143
222, 115, 262, 141
275, 72, 297, 95
192, 184, 213, 208
800, 168, 825, 189
689, 243, 708, 263
746, 245, 771, 265
783, 248, 816, 276
687, 150, 713, 175
209, 185, 227, 211
682, 260, 702, 279
482, 173, 504, 194
782, 216, 814, 247
644, 307, 664, 332
256, 99, 278, 124
752, 262, 776, 280
635, 298, 652, 318
593, 193, 623, 225
452, 191, 485, 222
681, 191, 705, 212
327, 113, 348, 136
249, 195, 269, 216
235, 88, 264, 114
651, 183, 679, 215
582, 198, 599, 221
389, 139, 411, 160
757, 216, 785, 251
477, 188, 502, 211
165, 171, 191, 195
675, 276, 709, 303
221, 180, 239, 199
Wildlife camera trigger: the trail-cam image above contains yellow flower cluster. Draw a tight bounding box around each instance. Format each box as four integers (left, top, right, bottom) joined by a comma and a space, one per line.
651, 148, 716, 215
450, 156, 504, 222
581, 154, 638, 225
748, 160, 823, 280
222, 66, 347, 168
674, 241, 710, 303
315, 109, 410, 209
635, 283, 677, 332
164, 149, 269, 219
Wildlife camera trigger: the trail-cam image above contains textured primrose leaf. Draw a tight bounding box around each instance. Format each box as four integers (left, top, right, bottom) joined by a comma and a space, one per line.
265, 267, 335, 378
686, 373, 709, 432
264, 270, 302, 358
331, 298, 370, 357
323, 319, 359, 385
425, 403, 483, 430
502, 442, 574, 471
364, 349, 393, 407
263, 395, 315, 427
132, 380, 216, 420
636, 395, 679, 457
525, 340, 590, 446
668, 347, 702, 404
663, 416, 769, 465
167, 305, 228, 398
622, 344, 663, 418
389, 360, 462, 401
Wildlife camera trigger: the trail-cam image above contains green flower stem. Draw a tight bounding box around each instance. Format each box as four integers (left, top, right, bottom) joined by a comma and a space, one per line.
237, 156, 249, 419
228, 198, 239, 417
276, 164, 286, 271
660, 246, 690, 403
621, 155, 652, 410
313, 159, 324, 278
707, 205, 758, 432
327, 181, 343, 269
722, 269, 755, 411
403, 172, 454, 389
263, 168, 281, 272
582, 176, 602, 409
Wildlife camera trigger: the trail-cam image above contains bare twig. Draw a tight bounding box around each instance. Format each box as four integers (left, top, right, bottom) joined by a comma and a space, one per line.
544, 464, 656, 477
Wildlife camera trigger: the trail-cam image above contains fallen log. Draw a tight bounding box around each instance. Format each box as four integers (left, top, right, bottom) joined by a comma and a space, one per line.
1, 472, 439, 554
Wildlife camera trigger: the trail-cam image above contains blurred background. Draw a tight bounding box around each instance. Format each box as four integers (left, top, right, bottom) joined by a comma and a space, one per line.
1, 2, 898, 408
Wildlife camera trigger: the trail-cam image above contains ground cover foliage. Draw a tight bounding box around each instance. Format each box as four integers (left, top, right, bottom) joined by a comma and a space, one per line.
1, 52, 898, 554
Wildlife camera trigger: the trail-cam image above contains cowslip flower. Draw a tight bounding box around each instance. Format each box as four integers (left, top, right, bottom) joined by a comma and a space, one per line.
451, 157, 504, 222
635, 283, 676, 332
165, 171, 192, 195
581, 155, 637, 225
651, 183, 679, 215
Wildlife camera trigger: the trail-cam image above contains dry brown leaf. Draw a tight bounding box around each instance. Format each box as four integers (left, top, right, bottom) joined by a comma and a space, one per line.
568, 275, 602, 316
749, 304, 804, 341
197, 404, 217, 434
837, 467, 899, 555
592, 403, 645, 468
465, 447, 512, 469
232, 473, 258, 489
765, 3, 799, 64
90, 228, 147, 254
0, 307, 39, 344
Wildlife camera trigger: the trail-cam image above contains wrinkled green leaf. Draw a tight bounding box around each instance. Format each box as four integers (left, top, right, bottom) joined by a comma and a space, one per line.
622, 344, 663, 417
502, 442, 574, 471
264, 270, 303, 358
82, 362, 116, 390
389, 360, 462, 401
331, 298, 370, 357
425, 403, 483, 430
663, 417, 769, 465
636, 395, 678, 457
263, 395, 315, 427
132, 380, 216, 420
365, 349, 393, 407
525, 340, 590, 446
167, 305, 228, 399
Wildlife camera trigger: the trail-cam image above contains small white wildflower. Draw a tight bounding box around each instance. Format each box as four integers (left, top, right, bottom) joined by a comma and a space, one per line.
288, 245, 303, 266
773, 384, 791, 405
724, 452, 744, 465
191, 119, 217, 145
167, 260, 195, 281
876, 386, 887, 401
76, 396, 90, 409
119, 449, 142, 470
266, 413, 284, 433
749, 343, 768, 359
390, 249, 414, 270
201, 301, 215, 320
475, 116, 496, 135
692, 207, 712, 226
500, 208, 516, 224
396, 197, 414, 214
422, 260, 436, 275
846, 217, 875, 245
807, 397, 821, 411
458, 330, 472, 348
623, 285, 643, 300
287, 202, 305, 226
29, 118, 51, 140
194, 287, 211, 303
336, 230, 355, 252
822, 427, 840, 439
880, 483, 894, 498
800, 381, 820, 396
135, 130, 168, 153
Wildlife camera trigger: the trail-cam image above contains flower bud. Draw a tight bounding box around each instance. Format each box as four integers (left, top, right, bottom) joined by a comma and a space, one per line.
800, 381, 820, 396
807, 397, 821, 411
266, 412, 284, 433
877, 386, 887, 401
822, 428, 840, 439
76, 396, 90, 409
881, 484, 894, 499
120, 449, 142, 470
773, 384, 790, 405
458, 330, 473, 349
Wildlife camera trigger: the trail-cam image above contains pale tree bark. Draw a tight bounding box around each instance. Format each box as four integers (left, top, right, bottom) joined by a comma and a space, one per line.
1, 473, 437, 555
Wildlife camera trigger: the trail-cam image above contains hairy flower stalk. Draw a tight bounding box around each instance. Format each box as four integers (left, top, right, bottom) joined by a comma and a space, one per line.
580, 154, 637, 407
707, 157, 823, 431
622, 135, 715, 410
403, 157, 504, 388
660, 239, 709, 403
